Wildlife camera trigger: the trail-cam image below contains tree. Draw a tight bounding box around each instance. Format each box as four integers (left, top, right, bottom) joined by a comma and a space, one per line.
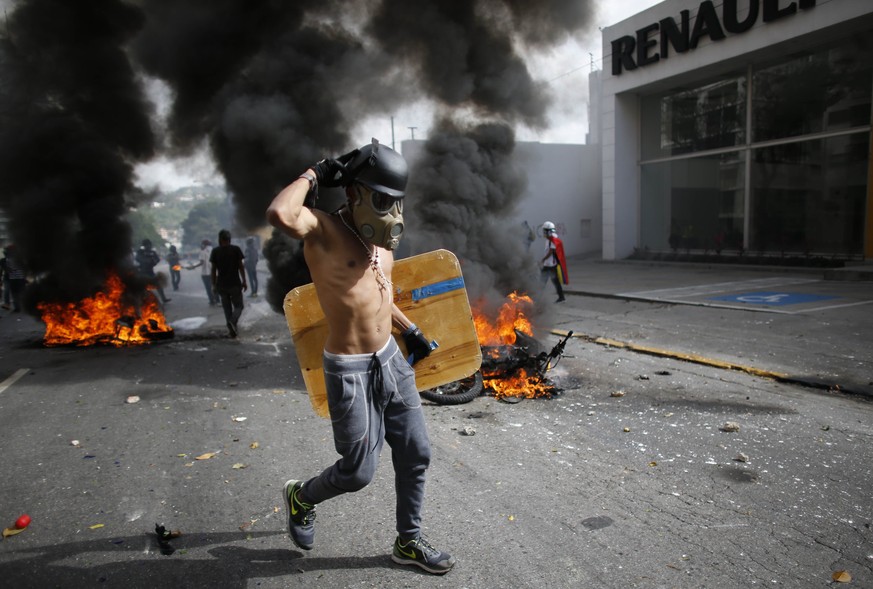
126, 209, 163, 250
181, 199, 235, 249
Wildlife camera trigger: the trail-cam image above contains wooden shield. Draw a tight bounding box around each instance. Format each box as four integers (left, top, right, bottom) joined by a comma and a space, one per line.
283, 249, 482, 417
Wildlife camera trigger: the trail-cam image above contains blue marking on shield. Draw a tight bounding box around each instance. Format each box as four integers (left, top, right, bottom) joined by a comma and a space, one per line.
412, 277, 465, 301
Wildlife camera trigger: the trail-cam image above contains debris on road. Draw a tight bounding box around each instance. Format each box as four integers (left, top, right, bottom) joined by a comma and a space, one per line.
720, 422, 741, 432
832, 570, 852, 583
2, 514, 31, 538
155, 523, 182, 555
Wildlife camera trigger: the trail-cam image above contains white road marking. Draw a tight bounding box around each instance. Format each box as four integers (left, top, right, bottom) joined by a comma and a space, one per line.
0, 368, 29, 394
801, 299, 873, 313
620, 277, 819, 299
616, 277, 869, 314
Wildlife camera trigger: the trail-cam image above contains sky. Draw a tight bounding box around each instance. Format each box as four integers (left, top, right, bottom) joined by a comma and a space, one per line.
130, 1, 663, 192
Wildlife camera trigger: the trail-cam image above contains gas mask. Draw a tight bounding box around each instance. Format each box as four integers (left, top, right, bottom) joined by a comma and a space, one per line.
349, 182, 404, 250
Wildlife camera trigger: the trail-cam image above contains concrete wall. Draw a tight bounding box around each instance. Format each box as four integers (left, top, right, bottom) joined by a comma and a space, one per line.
402, 140, 601, 259
511, 142, 601, 259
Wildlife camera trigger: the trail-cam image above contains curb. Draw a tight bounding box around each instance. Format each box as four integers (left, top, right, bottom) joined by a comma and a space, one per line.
551, 329, 873, 401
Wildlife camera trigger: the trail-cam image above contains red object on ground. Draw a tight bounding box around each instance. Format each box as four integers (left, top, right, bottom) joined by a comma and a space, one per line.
14, 514, 31, 529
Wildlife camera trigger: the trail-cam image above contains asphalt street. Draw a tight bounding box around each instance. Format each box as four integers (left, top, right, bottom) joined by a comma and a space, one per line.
0, 258, 871, 588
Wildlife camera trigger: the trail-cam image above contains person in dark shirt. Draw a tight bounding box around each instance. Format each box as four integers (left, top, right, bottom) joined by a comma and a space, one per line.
0, 246, 11, 310
244, 237, 260, 298
166, 245, 182, 291
135, 239, 170, 304
2, 245, 26, 312
210, 229, 247, 337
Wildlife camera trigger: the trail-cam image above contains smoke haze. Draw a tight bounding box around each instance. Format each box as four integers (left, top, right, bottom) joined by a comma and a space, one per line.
0, 0, 155, 309
0, 0, 595, 318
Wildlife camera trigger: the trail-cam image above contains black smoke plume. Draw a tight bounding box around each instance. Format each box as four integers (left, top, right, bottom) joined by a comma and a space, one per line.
367, 0, 594, 312
404, 119, 540, 312
0, 0, 594, 318
0, 0, 156, 312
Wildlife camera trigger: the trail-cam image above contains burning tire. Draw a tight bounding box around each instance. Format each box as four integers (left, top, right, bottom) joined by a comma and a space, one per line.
420, 371, 484, 405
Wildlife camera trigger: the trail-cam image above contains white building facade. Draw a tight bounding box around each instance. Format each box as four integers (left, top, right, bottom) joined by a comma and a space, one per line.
598, 0, 873, 260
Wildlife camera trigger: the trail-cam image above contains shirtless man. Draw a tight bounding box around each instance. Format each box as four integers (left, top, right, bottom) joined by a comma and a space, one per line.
266, 140, 455, 575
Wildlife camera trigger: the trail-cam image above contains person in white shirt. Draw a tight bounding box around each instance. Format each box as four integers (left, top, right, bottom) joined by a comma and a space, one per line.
188, 239, 218, 306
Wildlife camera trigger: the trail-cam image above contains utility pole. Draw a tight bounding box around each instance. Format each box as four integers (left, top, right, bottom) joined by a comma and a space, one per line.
390, 116, 395, 150
408, 127, 417, 141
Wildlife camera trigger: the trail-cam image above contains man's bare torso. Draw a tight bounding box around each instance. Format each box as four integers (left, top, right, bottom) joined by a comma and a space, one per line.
305, 210, 394, 355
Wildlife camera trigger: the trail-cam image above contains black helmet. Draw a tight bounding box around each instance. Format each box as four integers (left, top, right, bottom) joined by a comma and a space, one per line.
345, 139, 408, 198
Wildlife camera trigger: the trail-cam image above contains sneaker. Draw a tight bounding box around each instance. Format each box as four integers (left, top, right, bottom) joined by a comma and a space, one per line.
227, 322, 237, 338
555, 297, 566, 303
283, 479, 316, 550
391, 536, 456, 574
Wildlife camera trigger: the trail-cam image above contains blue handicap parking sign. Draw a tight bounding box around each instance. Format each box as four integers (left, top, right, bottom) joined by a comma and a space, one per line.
709, 291, 838, 306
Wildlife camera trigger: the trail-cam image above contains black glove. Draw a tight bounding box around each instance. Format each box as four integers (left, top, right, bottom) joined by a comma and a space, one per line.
312, 148, 359, 188
402, 324, 432, 365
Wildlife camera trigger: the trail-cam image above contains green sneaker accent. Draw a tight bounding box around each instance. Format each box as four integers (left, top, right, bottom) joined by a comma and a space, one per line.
283, 479, 316, 550
391, 536, 456, 575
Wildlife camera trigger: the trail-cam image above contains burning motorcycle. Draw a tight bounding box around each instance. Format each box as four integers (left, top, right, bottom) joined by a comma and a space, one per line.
420, 330, 573, 405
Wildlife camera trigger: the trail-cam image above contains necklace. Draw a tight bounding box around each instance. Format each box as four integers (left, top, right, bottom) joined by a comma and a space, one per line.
338, 209, 393, 290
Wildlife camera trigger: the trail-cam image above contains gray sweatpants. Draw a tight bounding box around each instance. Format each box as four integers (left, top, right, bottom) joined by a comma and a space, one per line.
302, 337, 432, 539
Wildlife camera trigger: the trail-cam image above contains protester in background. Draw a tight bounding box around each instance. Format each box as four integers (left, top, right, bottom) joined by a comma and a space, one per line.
135, 239, 170, 304
2, 244, 26, 312
166, 245, 182, 291
210, 229, 246, 338
540, 221, 568, 303
187, 239, 217, 306
266, 140, 453, 575
522, 220, 536, 251
0, 245, 10, 310
244, 237, 259, 298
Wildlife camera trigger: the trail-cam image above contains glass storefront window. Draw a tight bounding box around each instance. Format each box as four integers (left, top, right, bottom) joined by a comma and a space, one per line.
750, 134, 869, 255
641, 152, 745, 252
641, 76, 746, 159
638, 32, 873, 258
753, 40, 873, 142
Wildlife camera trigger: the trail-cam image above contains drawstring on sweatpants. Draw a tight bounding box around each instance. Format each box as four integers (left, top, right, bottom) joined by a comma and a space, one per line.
367, 352, 394, 454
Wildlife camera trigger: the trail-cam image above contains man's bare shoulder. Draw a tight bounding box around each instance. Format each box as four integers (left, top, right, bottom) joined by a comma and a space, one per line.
303, 210, 345, 250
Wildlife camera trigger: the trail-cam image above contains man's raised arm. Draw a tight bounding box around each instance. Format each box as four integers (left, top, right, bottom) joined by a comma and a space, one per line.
266, 169, 320, 240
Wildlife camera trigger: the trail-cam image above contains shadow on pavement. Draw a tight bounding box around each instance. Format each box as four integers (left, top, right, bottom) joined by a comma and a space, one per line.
3, 531, 395, 588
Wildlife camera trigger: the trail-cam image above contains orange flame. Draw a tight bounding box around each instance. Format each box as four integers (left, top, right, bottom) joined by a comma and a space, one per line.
485, 367, 554, 400
473, 292, 552, 399
37, 273, 173, 347
473, 292, 534, 346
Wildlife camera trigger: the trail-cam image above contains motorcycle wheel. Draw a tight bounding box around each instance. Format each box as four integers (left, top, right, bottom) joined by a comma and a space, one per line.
419, 371, 484, 405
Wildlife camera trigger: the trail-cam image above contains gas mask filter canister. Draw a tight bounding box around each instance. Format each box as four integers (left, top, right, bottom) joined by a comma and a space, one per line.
350, 183, 404, 250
